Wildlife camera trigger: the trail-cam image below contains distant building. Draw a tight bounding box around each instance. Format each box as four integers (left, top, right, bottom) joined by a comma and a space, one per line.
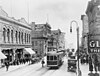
0, 7, 33, 66
47, 29, 65, 52
31, 22, 51, 57
59, 32, 66, 50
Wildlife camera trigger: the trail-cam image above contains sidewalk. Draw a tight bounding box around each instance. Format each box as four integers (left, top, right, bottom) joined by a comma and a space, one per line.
80, 64, 89, 76
0, 62, 29, 76
80, 64, 100, 76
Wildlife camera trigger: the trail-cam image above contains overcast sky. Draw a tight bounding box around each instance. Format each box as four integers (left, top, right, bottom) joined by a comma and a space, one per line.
0, 0, 90, 49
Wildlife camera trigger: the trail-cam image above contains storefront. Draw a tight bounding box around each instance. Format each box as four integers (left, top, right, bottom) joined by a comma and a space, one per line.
0, 51, 7, 67
23, 48, 35, 59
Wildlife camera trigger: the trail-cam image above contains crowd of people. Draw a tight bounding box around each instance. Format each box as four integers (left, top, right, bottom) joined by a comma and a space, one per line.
79, 53, 100, 76
4, 57, 42, 71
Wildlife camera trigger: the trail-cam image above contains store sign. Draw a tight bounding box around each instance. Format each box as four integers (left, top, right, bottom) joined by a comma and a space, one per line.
89, 40, 100, 53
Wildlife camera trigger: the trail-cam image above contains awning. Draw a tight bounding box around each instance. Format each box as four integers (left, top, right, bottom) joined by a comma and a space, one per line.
0, 51, 7, 59
24, 48, 35, 54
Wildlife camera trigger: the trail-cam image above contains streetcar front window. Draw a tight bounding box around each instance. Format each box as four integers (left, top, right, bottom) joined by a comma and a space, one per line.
47, 56, 49, 60
54, 56, 57, 60
50, 56, 53, 60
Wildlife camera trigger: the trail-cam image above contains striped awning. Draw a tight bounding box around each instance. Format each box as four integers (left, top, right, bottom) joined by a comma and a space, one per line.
0, 51, 7, 59
24, 48, 35, 54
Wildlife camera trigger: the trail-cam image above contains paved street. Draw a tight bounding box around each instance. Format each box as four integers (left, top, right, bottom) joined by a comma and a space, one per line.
0, 56, 93, 76
0, 57, 76, 76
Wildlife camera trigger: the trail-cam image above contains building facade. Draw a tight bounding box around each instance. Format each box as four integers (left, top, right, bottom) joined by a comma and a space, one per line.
48, 29, 65, 52
86, 0, 100, 63
81, 15, 89, 54
0, 7, 32, 66
31, 22, 51, 58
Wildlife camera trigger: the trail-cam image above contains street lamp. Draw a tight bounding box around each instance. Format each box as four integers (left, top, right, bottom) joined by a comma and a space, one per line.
70, 20, 81, 76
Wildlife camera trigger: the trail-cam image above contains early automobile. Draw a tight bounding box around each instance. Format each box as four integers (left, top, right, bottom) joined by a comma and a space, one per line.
67, 58, 77, 72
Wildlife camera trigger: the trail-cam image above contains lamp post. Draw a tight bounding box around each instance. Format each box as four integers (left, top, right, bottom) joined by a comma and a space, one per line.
70, 20, 81, 76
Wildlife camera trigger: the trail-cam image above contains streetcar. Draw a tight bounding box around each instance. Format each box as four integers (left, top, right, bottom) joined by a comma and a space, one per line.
47, 51, 64, 68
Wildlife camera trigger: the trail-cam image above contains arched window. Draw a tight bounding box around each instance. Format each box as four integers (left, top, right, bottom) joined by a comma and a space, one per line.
29, 34, 30, 43
27, 34, 28, 43
3, 28, 6, 43
25, 33, 26, 43
7, 29, 10, 43
21, 32, 23, 44
11, 30, 13, 43
15, 31, 18, 43
19, 32, 20, 43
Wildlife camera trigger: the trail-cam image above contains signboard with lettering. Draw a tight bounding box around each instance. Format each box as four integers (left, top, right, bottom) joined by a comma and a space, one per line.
88, 40, 100, 53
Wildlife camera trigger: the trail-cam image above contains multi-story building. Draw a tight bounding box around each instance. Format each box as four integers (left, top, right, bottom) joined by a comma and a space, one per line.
48, 29, 65, 52
31, 22, 51, 57
0, 7, 33, 66
59, 32, 66, 51
81, 15, 89, 53
86, 0, 100, 62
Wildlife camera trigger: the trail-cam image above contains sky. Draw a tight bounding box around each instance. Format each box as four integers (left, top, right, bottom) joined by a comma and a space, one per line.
0, 0, 90, 49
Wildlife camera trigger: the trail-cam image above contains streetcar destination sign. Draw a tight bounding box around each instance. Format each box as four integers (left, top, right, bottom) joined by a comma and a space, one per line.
89, 40, 100, 53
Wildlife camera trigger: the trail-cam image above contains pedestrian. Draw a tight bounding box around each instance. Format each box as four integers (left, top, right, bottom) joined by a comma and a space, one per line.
5, 62, 9, 71
89, 63, 93, 72
86, 55, 89, 64
41, 59, 45, 67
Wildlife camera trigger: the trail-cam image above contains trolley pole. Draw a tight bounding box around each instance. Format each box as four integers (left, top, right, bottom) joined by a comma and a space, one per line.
70, 20, 81, 76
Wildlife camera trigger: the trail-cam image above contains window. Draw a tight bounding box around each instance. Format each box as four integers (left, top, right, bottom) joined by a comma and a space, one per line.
50, 56, 53, 60
29, 34, 30, 43
11, 30, 13, 43
19, 32, 20, 43
35, 41, 37, 46
3, 28, 6, 43
25, 33, 26, 43
7, 29, 10, 43
54, 56, 57, 60
32, 41, 34, 46
21, 32, 23, 44
15, 31, 18, 43
27, 34, 28, 43
47, 56, 49, 60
